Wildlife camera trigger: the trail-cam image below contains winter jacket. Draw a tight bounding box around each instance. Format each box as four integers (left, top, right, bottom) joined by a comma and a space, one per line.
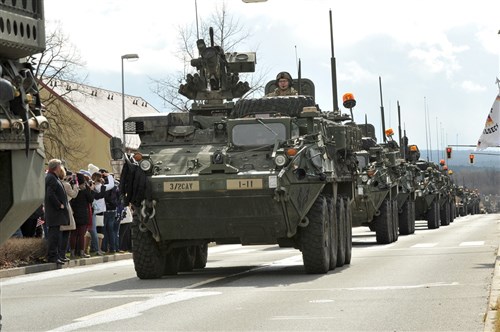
71, 185, 94, 226
44, 172, 70, 227
92, 175, 115, 214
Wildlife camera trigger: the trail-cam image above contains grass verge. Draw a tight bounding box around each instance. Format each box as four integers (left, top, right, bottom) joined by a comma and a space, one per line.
0, 238, 47, 269
496, 298, 500, 332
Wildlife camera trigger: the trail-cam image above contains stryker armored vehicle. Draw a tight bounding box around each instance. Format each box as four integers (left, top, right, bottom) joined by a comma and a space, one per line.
112, 16, 363, 278
434, 161, 455, 225
0, 0, 47, 245
414, 160, 443, 228
351, 126, 402, 244
457, 187, 480, 216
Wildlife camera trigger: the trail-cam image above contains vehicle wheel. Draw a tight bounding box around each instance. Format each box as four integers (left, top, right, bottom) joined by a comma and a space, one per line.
336, 197, 346, 267
449, 202, 456, 222
178, 246, 196, 272
399, 199, 415, 235
392, 200, 399, 242
426, 200, 440, 229
326, 197, 338, 271
131, 225, 165, 279
373, 199, 393, 244
344, 197, 353, 265
368, 223, 376, 232
410, 199, 416, 234
194, 243, 209, 269
440, 201, 451, 226
301, 195, 330, 274
230, 95, 316, 119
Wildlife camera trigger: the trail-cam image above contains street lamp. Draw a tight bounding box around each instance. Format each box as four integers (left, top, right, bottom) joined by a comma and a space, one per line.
121, 53, 139, 147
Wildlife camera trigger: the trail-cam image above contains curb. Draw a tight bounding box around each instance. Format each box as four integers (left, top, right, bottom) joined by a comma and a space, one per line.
0, 252, 133, 279
484, 244, 500, 332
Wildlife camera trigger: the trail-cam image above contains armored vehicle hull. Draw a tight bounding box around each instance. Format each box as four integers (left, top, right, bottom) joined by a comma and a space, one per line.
0, 1, 46, 245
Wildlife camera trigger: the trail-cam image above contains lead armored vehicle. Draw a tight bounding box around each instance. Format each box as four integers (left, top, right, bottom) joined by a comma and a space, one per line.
113, 26, 362, 278
0, 0, 47, 245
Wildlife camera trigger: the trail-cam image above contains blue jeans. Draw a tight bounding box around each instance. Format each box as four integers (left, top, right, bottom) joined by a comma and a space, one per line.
113, 220, 120, 251
89, 214, 99, 252
102, 210, 116, 252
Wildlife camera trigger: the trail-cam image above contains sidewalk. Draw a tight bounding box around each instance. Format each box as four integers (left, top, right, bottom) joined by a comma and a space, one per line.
0, 252, 132, 279
484, 245, 500, 332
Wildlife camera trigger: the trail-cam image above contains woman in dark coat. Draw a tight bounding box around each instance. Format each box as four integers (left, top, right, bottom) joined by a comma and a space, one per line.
44, 159, 70, 264
69, 173, 94, 258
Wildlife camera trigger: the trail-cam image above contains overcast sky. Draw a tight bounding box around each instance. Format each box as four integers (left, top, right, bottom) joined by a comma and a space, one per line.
44, 0, 500, 158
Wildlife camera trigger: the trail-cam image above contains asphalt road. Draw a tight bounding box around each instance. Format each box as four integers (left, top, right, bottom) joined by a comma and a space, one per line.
1, 213, 498, 332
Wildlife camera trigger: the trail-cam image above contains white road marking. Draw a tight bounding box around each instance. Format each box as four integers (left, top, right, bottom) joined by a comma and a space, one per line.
459, 241, 485, 246
309, 299, 335, 303
48, 291, 221, 332
220, 248, 258, 254
342, 281, 459, 291
271, 316, 338, 320
411, 243, 438, 248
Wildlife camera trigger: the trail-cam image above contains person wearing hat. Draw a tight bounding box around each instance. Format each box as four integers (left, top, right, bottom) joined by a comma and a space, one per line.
265, 71, 298, 97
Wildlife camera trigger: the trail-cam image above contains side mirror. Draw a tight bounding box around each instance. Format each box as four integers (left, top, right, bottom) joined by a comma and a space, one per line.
109, 137, 124, 160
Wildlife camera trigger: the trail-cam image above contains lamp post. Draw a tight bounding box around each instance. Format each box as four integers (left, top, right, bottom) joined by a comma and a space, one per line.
121, 53, 139, 147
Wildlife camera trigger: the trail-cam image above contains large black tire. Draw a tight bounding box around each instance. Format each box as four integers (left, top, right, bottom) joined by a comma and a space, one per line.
374, 199, 393, 244
326, 197, 338, 271
301, 195, 330, 274
450, 202, 456, 222
230, 95, 316, 119
178, 246, 196, 272
194, 243, 208, 269
426, 200, 440, 229
336, 198, 346, 267
131, 225, 165, 279
392, 200, 399, 242
440, 201, 451, 226
399, 199, 415, 235
344, 198, 353, 265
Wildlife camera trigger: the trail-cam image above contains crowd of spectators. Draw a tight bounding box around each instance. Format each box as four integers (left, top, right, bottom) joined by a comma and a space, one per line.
13, 161, 133, 264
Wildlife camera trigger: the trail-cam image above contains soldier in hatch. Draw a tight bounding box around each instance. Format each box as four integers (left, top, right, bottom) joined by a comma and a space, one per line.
265, 71, 298, 97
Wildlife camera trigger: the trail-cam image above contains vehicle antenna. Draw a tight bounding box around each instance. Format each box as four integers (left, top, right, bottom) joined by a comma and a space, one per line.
424, 97, 429, 161
379, 76, 387, 143
397, 100, 404, 158
365, 114, 368, 137
329, 9, 339, 113
298, 58, 302, 95
195, 0, 200, 41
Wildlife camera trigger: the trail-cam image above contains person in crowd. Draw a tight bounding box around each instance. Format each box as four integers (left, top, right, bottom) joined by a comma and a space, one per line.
119, 204, 133, 252
112, 178, 124, 253
265, 71, 298, 97
100, 169, 118, 254
69, 173, 94, 258
59, 169, 79, 262
20, 204, 44, 238
44, 159, 70, 265
90, 169, 115, 255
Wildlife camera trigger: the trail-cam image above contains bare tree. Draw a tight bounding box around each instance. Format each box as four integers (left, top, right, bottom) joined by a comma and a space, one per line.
150, 1, 269, 112
30, 21, 90, 168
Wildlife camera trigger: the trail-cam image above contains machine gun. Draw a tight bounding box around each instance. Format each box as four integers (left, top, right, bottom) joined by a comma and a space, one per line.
178, 27, 255, 115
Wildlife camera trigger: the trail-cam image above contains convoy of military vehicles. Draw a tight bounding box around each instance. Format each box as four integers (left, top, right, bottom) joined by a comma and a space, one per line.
0, 1, 493, 281
110, 19, 489, 279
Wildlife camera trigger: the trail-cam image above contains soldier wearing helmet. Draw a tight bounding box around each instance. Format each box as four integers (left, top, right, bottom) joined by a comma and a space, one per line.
265, 71, 298, 97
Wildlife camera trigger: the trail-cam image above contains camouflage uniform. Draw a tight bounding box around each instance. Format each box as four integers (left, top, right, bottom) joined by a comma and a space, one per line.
265, 87, 298, 97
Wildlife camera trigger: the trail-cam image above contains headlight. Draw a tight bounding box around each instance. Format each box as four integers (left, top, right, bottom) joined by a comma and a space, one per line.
274, 154, 288, 167
139, 159, 152, 172
361, 174, 369, 182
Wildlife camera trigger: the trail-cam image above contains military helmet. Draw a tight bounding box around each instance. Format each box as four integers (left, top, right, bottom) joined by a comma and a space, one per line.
276, 71, 293, 87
